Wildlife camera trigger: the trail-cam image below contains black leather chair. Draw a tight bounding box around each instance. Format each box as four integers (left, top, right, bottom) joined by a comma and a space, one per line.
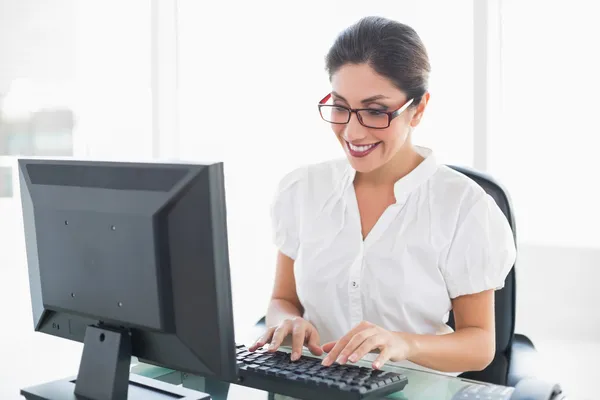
446, 165, 538, 386
254, 165, 540, 387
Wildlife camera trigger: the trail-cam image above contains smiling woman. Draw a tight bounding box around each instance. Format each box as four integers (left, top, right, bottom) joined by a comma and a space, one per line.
173, 0, 476, 339
248, 16, 516, 376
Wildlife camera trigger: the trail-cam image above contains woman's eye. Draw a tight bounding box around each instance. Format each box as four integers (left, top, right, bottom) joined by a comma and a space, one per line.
367, 109, 385, 116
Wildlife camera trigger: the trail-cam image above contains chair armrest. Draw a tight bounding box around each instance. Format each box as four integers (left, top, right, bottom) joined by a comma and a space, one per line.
459, 352, 509, 385
510, 378, 565, 400
507, 333, 540, 387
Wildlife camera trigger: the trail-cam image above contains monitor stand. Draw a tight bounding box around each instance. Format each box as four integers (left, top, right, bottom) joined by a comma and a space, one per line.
20, 325, 210, 400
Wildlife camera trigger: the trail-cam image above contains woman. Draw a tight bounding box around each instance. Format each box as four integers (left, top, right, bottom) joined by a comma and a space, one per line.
249, 16, 516, 375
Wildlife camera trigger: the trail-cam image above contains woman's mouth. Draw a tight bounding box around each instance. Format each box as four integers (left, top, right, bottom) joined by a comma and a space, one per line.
346, 140, 381, 158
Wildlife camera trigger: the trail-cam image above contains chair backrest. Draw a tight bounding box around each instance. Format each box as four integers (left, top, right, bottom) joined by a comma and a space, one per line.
446, 165, 517, 355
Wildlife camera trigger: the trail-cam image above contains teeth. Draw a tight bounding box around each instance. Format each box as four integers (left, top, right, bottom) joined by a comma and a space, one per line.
348, 142, 377, 152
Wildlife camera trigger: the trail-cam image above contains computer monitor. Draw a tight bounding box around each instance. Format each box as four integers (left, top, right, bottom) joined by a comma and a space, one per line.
17, 158, 238, 400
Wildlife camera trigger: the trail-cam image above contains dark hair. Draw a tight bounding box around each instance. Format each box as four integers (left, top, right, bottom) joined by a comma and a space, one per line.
325, 16, 430, 107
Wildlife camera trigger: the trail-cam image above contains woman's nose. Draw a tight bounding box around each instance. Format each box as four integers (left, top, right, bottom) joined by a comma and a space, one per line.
343, 114, 367, 142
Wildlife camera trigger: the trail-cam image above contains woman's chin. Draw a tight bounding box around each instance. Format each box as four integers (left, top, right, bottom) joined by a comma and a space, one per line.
347, 156, 383, 174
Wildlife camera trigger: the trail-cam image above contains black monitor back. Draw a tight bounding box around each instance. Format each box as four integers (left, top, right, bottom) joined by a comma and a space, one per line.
18, 159, 238, 382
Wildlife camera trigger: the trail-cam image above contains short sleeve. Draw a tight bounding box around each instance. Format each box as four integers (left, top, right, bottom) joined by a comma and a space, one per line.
441, 193, 517, 299
270, 168, 304, 260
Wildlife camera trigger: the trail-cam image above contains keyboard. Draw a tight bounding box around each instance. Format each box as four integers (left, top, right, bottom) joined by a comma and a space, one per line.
235, 344, 409, 400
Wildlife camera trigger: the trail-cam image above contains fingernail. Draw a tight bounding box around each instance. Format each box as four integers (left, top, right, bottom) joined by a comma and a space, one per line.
336, 356, 345, 365
349, 353, 357, 362
291, 352, 299, 361
373, 361, 381, 369
321, 358, 329, 366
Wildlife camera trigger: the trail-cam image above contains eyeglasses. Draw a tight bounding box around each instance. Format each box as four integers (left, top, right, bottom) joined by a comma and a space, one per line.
317, 93, 414, 129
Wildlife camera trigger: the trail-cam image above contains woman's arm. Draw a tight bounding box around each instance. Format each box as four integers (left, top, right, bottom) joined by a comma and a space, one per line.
399, 289, 496, 372
265, 251, 304, 327
250, 252, 323, 357
321, 290, 496, 372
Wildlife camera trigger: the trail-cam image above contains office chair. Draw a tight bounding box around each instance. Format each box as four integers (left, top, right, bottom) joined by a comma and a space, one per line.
445, 165, 538, 387
253, 164, 539, 387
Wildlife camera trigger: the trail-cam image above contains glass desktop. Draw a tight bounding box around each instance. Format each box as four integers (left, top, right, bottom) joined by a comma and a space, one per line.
132, 346, 513, 400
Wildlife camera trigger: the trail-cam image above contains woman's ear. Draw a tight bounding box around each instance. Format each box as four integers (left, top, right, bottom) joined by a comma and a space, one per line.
410, 92, 430, 127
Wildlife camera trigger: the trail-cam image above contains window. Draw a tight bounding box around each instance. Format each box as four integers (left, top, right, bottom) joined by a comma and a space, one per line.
0, 80, 75, 158
0, 165, 12, 198
175, 0, 475, 329
489, 0, 600, 248
0, 2, 156, 394
0, 0, 77, 271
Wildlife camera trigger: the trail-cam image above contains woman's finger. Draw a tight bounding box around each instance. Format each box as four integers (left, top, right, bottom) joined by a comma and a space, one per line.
321, 334, 352, 366
336, 328, 376, 365
305, 327, 323, 356
268, 321, 292, 352
249, 327, 275, 351
372, 347, 392, 370
321, 341, 336, 353
290, 322, 307, 361
348, 334, 383, 363
322, 321, 374, 366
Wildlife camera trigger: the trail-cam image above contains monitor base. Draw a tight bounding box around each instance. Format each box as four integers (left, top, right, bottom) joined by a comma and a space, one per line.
20, 373, 210, 400
21, 325, 210, 399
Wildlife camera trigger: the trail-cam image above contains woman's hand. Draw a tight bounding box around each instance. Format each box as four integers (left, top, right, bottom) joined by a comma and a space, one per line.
249, 317, 323, 361
321, 321, 415, 369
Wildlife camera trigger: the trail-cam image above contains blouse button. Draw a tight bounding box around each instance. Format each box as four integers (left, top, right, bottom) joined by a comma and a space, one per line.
351, 281, 358, 288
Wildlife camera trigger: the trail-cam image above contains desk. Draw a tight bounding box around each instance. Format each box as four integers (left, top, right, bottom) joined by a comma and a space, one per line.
131, 347, 515, 400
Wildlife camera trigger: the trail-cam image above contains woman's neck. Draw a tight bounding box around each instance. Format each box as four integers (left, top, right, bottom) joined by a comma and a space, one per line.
355, 143, 424, 187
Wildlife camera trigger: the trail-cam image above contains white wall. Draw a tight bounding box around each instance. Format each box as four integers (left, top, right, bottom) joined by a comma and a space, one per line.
515, 244, 600, 342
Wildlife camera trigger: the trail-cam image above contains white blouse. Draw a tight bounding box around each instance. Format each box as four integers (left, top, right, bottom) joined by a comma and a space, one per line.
270, 146, 516, 374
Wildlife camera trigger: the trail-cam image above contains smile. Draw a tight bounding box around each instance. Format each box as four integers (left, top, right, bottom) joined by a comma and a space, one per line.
346, 141, 381, 158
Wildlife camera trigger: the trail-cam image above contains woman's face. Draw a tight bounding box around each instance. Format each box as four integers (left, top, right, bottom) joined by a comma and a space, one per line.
329, 63, 426, 173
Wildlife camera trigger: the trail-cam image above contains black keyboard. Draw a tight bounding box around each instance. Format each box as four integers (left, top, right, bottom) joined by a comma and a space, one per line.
235, 344, 408, 400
